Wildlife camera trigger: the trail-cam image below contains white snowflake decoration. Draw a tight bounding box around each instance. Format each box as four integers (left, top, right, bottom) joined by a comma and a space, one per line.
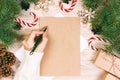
77, 8, 95, 24
85, 8, 95, 20
34, 0, 54, 12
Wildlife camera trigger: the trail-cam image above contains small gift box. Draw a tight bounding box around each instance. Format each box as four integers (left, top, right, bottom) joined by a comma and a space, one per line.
101, 72, 119, 80
94, 50, 120, 78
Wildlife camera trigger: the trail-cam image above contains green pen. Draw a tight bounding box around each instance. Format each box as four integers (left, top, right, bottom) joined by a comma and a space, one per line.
29, 26, 47, 55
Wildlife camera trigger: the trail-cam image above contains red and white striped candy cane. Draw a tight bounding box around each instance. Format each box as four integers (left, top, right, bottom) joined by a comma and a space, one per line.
59, 0, 77, 12
15, 12, 38, 27
88, 35, 106, 51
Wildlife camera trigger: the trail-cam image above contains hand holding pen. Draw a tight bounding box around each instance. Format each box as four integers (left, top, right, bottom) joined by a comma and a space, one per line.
22, 27, 48, 54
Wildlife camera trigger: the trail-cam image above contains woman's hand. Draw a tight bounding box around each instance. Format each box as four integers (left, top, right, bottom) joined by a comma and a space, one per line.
22, 30, 48, 52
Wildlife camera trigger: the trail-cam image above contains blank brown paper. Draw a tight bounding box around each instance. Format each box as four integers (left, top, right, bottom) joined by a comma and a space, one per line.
40, 17, 80, 76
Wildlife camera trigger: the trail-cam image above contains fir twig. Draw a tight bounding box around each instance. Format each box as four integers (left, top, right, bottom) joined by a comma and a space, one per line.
83, 0, 120, 55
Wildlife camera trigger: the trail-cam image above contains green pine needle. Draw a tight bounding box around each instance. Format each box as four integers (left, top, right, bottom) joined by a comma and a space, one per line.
83, 0, 120, 55
0, 0, 39, 48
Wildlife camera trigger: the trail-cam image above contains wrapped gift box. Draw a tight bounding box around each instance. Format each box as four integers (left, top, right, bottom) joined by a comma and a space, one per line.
101, 72, 119, 80
94, 50, 120, 78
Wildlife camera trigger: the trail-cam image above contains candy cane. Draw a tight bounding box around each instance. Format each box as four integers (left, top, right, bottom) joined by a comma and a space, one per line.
15, 12, 38, 27
59, 0, 77, 12
88, 35, 106, 51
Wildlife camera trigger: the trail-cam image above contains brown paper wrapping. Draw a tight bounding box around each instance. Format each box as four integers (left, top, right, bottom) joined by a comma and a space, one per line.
101, 72, 120, 80
39, 17, 80, 76
94, 50, 120, 78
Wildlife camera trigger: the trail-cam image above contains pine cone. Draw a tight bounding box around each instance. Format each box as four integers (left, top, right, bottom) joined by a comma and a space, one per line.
0, 65, 12, 77
3, 52, 16, 66
0, 56, 3, 67
0, 44, 7, 56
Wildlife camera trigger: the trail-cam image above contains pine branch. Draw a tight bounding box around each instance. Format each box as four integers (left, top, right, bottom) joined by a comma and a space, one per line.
0, 0, 39, 47
83, 0, 120, 55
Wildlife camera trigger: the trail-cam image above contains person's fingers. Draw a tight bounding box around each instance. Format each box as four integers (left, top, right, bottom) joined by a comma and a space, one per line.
22, 40, 26, 46
30, 30, 43, 38
22, 40, 32, 51
22, 30, 47, 51
27, 31, 43, 43
43, 32, 47, 38
41, 37, 48, 48
42, 37, 48, 46
37, 37, 48, 52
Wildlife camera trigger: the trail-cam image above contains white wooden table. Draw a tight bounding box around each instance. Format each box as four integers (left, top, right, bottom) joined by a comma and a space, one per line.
2, 0, 104, 80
